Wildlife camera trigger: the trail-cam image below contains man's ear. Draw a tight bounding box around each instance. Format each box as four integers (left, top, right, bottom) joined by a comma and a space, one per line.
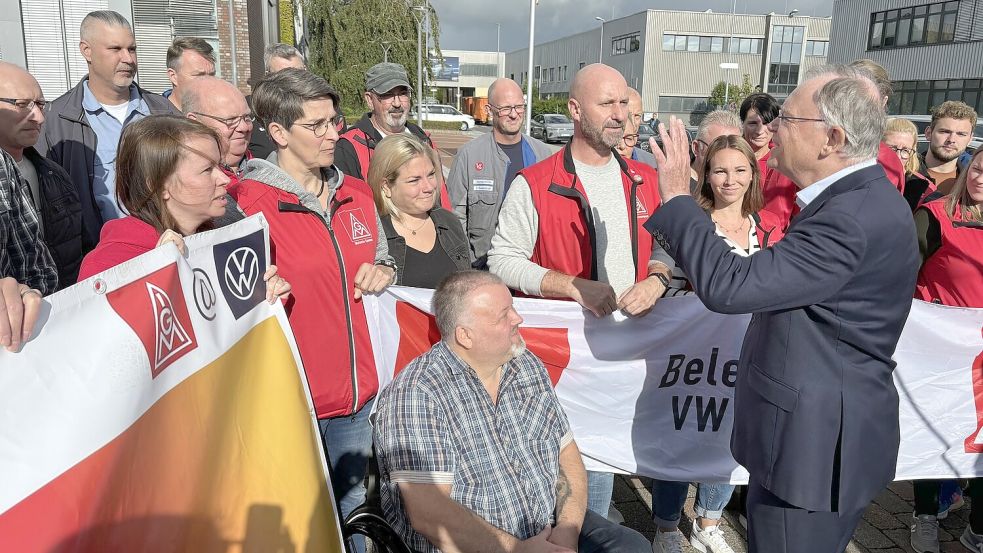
568, 98, 580, 121
79, 41, 93, 64
454, 326, 473, 350
823, 125, 848, 157
364, 91, 374, 111
167, 68, 178, 89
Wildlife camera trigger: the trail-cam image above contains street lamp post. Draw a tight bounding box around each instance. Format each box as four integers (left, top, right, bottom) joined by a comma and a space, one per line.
496, 23, 502, 78
525, 0, 537, 135
595, 16, 606, 63
412, 4, 427, 128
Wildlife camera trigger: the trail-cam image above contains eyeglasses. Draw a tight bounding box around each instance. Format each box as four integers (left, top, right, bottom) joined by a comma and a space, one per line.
373, 90, 411, 102
774, 110, 826, 126
294, 115, 344, 137
621, 133, 639, 144
193, 112, 255, 129
487, 103, 526, 116
889, 145, 915, 159
0, 97, 48, 112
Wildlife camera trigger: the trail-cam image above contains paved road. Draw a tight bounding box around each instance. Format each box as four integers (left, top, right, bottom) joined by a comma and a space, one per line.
429, 128, 953, 553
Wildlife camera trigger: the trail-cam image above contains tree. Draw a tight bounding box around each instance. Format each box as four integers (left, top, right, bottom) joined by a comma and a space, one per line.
279, 0, 294, 45
708, 73, 757, 111
304, 0, 442, 115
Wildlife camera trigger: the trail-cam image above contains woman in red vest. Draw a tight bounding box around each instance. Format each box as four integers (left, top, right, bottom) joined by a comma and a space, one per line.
232, 69, 395, 532
79, 115, 290, 304
909, 147, 983, 553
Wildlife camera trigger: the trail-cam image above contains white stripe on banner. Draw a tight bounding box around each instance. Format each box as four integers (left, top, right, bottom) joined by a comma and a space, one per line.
365, 288, 983, 483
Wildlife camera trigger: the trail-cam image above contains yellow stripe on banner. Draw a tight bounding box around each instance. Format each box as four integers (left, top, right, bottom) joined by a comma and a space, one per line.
0, 317, 343, 553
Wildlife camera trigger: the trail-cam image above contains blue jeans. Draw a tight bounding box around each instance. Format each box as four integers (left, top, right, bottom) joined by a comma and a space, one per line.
317, 398, 374, 553
587, 470, 614, 517
651, 479, 736, 529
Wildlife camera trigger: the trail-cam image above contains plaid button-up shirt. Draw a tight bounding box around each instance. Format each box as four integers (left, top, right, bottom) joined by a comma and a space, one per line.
0, 150, 56, 294
373, 341, 573, 552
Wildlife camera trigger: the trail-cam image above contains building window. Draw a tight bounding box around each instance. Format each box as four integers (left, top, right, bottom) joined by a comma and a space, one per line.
612, 33, 641, 56
460, 63, 498, 77
889, 79, 983, 115
579, 61, 586, 69
768, 25, 804, 96
657, 96, 711, 114
805, 40, 828, 56
662, 33, 763, 54
869, 1, 959, 50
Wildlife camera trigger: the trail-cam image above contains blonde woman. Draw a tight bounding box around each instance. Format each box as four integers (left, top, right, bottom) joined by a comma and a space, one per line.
884, 117, 933, 211
368, 134, 470, 288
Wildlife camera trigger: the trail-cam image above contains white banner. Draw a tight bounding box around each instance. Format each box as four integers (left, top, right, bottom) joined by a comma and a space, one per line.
365, 288, 983, 483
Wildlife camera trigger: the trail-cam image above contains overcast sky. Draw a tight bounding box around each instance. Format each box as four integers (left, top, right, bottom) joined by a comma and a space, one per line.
429, 0, 834, 53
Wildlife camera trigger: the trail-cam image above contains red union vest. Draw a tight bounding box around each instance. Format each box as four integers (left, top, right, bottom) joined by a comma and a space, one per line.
914, 198, 983, 308
518, 146, 660, 285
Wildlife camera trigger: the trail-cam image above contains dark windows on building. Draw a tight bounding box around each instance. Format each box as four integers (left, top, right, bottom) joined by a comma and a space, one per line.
460, 63, 498, 77
889, 79, 983, 115
612, 33, 641, 55
658, 95, 711, 114
869, 1, 959, 50
662, 33, 763, 54
768, 25, 804, 96
805, 40, 828, 57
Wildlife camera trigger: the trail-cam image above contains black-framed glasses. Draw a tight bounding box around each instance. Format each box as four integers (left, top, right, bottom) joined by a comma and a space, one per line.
487, 103, 526, 116
775, 109, 826, 125
294, 115, 344, 137
373, 89, 411, 102
889, 145, 915, 160
694, 138, 709, 149
0, 97, 48, 112
621, 133, 639, 144
193, 112, 255, 129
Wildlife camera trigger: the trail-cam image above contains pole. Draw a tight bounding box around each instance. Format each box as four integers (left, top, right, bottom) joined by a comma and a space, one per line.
725, 0, 736, 105
598, 24, 603, 63
497, 23, 502, 78
525, 0, 535, 135
416, 7, 424, 127
228, 0, 238, 87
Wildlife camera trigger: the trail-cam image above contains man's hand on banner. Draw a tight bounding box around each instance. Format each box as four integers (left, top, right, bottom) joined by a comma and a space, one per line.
618, 276, 666, 317
570, 278, 617, 318
263, 266, 291, 304
0, 277, 42, 353
353, 262, 395, 300
650, 116, 693, 203
156, 229, 187, 255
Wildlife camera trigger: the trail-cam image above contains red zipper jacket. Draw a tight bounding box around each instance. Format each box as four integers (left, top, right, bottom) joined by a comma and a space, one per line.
914, 198, 983, 308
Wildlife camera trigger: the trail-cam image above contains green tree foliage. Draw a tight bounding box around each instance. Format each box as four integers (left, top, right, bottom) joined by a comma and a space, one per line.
304, 0, 441, 114
279, 0, 295, 44
708, 73, 757, 111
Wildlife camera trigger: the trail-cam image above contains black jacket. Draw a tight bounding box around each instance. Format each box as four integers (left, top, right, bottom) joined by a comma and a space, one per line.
22, 147, 84, 288
39, 77, 176, 250
380, 207, 470, 285
335, 113, 433, 180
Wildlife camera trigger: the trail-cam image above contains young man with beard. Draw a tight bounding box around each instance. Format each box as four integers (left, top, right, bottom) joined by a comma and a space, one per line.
487, 63, 672, 519
373, 270, 650, 553
446, 78, 551, 268
921, 101, 977, 200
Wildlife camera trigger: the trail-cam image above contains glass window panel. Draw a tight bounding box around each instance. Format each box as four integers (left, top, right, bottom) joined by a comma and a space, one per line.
700, 36, 712, 51
968, 80, 981, 89
900, 7, 912, 18
946, 1, 959, 12
951, 80, 964, 89
821, 42, 828, 56
914, 91, 930, 113
870, 21, 884, 48
711, 37, 723, 52
886, 9, 898, 20
805, 41, 814, 55
911, 17, 925, 42
688, 36, 700, 51
901, 92, 914, 114
929, 3, 942, 14
769, 64, 780, 84
771, 41, 782, 60
780, 42, 790, 61
903, 81, 916, 92
784, 26, 793, 42
884, 20, 897, 46
897, 18, 910, 46
792, 27, 804, 43
926, 14, 941, 42
914, 5, 927, 16
675, 35, 687, 50
741, 38, 752, 53
789, 65, 800, 84
791, 42, 802, 62
978, 94, 983, 114
875, 11, 884, 21
753, 39, 762, 54
947, 89, 962, 101
941, 12, 956, 41
932, 90, 947, 109
917, 80, 932, 91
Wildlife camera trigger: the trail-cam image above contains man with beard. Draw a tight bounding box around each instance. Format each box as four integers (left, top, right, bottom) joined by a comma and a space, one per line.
920, 100, 977, 200
0, 62, 83, 289
373, 270, 650, 553
336, 62, 438, 185
181, 76, 253, 226
446, 78, 551, 268
41, 10, 175, 252
487, 64, 671, 518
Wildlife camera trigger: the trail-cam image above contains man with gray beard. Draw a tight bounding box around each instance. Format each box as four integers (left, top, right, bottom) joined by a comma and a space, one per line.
488, 63, 673, 519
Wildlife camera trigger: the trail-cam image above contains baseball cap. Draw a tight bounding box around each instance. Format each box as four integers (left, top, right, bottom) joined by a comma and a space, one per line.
365, 62, 411, 94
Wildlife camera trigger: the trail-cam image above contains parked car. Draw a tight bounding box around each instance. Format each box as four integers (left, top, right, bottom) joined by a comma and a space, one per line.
530, 113, 574, 143
639, 119, 696, 163
411, 104, 475, 130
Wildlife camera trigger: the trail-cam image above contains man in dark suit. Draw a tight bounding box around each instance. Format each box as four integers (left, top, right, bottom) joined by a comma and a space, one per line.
644, 66, 920, 552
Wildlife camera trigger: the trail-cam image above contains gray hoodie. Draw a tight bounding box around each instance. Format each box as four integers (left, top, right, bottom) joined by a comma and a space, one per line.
241, 156, 393, 265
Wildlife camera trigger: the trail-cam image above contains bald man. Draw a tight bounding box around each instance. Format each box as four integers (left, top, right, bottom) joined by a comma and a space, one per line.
488, 64, 671, 517
446, 77, 552, 268
615, 88, 657, 168
0, 62, 82, 289
180, 76, 249, 227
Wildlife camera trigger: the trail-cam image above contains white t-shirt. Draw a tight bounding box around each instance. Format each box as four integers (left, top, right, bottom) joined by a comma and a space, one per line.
101, 101, 129, 123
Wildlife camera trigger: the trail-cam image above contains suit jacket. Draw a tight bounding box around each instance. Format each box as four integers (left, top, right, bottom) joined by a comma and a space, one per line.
645, 164, 919, 513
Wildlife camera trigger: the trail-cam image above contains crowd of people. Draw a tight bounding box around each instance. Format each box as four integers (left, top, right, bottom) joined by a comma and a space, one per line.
1, 9, 982, 553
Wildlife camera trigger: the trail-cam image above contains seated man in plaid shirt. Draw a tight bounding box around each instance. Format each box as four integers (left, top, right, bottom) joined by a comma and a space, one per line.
373, 270, 649, 553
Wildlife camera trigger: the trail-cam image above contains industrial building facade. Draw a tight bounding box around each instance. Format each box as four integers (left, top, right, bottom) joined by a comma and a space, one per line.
828, 0, 983, 116
504, 9, 831, 122
0, 0, 286, 99
431, 49, 503, 108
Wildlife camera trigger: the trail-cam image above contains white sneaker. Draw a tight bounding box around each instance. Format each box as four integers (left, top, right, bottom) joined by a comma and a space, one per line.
652, 530, 685, 553
910, 513, 940, 553
690, 524, 736, 553
961, 524, 983, 553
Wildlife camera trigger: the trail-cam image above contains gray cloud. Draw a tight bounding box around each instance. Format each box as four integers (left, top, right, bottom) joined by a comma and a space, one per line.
430, 0, 833, 53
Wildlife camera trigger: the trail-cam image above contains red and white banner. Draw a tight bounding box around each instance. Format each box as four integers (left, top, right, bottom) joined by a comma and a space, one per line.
364, 287, 983, 483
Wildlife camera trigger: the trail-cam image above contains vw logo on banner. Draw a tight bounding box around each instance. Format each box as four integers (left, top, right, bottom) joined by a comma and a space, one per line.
212, 229, 267, 319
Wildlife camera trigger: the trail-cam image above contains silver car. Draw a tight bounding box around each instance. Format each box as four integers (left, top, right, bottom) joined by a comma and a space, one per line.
531, 113, 573, 143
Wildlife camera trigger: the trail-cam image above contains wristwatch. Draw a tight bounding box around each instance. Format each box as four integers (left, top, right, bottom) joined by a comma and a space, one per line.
375, 259, 398, 284
648, 271, 670, 288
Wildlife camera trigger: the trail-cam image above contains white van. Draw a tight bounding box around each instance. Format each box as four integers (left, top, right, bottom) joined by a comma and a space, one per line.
412, 104, 475, 131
